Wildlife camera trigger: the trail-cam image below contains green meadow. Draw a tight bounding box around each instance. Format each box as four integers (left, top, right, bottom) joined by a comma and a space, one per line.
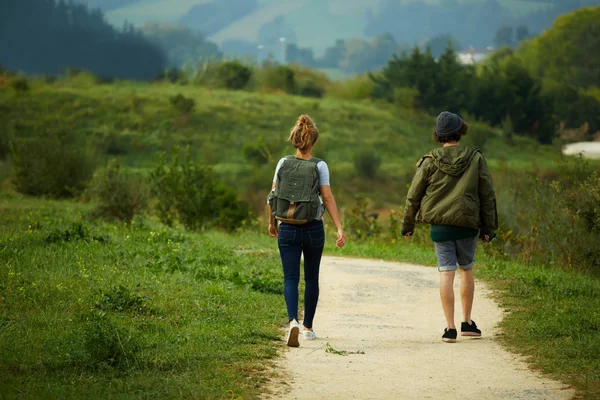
1, 76, 599, 398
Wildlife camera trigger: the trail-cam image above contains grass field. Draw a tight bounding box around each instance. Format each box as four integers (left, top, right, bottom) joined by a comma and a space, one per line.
0, 76, 561, 211
0, 193, 285, 399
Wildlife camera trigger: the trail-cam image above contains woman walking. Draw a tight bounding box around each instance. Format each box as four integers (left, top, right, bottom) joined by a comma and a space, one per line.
401, 111, 498, 343
268, 115, 346, 347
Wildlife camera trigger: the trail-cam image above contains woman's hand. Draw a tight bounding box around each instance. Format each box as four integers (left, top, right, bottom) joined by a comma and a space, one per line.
269, 223, 278, 238
336, 227, 346, 248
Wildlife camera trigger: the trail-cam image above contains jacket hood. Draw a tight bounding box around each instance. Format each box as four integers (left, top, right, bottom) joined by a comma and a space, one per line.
431, 146, 479, 177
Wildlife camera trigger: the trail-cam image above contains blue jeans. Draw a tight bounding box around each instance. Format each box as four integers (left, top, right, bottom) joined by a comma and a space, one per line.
278, 220, 325, 329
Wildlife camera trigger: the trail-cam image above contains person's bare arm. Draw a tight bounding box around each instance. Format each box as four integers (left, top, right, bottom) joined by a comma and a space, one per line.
320, 185, 346, 248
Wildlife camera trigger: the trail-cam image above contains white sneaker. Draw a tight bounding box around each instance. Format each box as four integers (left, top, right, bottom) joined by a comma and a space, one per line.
287, 320, 300, 347
303, 329, 317, 340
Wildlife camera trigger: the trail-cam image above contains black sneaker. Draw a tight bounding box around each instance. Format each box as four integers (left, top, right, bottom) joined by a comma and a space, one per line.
442, 328, 457, 343
461, 320, 482, 337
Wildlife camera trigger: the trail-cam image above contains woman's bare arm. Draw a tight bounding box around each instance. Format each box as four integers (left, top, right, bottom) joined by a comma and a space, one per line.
321, 185, 346, 248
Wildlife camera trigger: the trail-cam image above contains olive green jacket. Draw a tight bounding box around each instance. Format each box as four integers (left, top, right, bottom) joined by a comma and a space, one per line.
402, 146, 498, 233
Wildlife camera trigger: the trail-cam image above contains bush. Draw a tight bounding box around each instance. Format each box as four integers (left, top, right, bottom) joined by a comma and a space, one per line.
95, 285, 145, 312
150, 148, 251, 231
328, 74, 376, 100
45, 222, 110, 244
501, 115, 514, 144
345, 196, 382, 240
242, 136, 272, 165
83, 311, 140, 370
297, 80, 325, 98
11, 77, 29, 93
169, 94, 195, 114
260, 65, 296, 94
463, 122, 490, 151
162, 67, 183, 83
10, 130, 95, 198
353, 149, 381, 179
216, 61, 252, 90
91, 160, 147, 223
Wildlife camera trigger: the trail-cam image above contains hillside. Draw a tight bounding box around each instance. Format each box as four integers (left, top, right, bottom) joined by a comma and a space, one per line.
100, 0, 565, 53
0, 77, 559, 210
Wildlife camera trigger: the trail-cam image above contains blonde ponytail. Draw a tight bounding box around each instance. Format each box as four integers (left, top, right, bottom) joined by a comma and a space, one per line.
289, 115, 319, 152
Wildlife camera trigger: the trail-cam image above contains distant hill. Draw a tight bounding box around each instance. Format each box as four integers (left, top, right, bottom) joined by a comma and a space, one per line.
97, 0, 600, 54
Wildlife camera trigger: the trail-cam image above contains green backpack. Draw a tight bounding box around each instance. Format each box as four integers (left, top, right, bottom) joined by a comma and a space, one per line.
268, 156, 322, 225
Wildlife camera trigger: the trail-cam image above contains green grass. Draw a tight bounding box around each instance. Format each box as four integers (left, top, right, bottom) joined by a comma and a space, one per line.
0, 194, 285, 399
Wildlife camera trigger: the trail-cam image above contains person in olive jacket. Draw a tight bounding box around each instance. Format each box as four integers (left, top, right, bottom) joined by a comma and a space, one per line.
401, 111, 498, 343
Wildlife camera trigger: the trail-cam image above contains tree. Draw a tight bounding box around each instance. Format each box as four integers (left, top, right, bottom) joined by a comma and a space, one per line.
494, 25, 515, 48
516, 25, 530, 42
517, 6, 600, 88
0, 0, 165, 80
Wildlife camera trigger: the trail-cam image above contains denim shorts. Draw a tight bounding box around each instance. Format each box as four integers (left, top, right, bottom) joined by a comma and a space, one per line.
434, 237, 478, 272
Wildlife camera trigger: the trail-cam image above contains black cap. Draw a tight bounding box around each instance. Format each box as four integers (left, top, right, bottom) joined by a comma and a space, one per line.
435, 111, 463, 137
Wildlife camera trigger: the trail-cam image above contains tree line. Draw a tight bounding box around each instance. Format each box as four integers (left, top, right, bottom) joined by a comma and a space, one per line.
0, 0, 165, 80
372, 6, 600, 145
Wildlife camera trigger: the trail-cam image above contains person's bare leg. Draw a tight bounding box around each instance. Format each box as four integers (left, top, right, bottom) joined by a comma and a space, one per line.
459, 268, 474, 324
440, 271, 456, 329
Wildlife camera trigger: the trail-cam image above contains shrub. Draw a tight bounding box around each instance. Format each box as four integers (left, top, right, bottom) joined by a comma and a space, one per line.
394, 87, 419, 110
162, 67, 183, 83
463, 124, 489, 151
345, 196, 382, 240
260, 65, 296, 94
95, 285, 145, 312
353, 149, 381, 179
169, 94, 195, 114
11, 77, 29, 93
501, 115, 514, 144
150, 148, 251, 231
242, 136, 272, 165
290, 65, 329, 97
91, 160, 147, 223
216, 61, 252, 90
10, 130, 95, 198
297, 80, 325, 98
83, 311, 140, 370
45, 222, 110, 244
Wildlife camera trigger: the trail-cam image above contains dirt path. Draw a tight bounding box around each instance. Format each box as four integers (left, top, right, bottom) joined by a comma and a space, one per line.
264, 257, 574, 400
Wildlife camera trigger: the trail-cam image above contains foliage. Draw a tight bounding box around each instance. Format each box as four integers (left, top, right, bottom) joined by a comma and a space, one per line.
242, 136, 272, 166
169, 94, 195, 114
0, 197, 283, 398
353, 149, 381, 179
45, 222, 110, 244
344, 196, 382, 240
259, 64, 296, 94
375, 39, 588, 144
150, 148, 251, 231
83, 311, 141, 370
94, 285, 145, 312
501, 115, 514, 144
10, 130, 95, 198
91, 160, 147, 223
517, 6, 600, 89
215, 60, 252, 90
11, 77, 29, 93
0, 0, 165, 79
